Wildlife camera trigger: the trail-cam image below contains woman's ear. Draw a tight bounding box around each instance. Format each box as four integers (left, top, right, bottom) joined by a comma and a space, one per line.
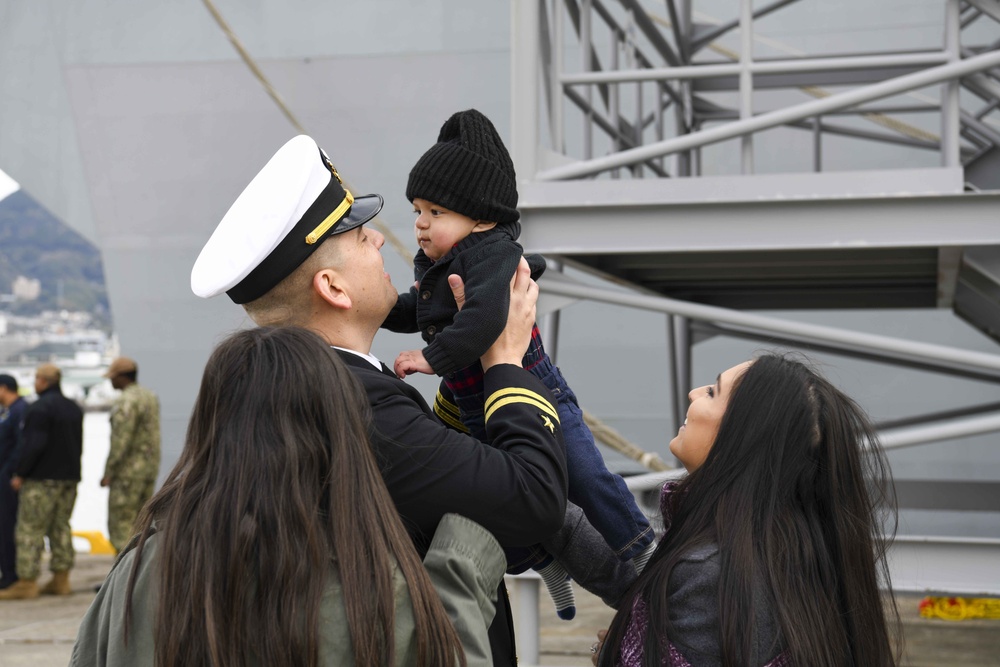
312, 269, 352, 310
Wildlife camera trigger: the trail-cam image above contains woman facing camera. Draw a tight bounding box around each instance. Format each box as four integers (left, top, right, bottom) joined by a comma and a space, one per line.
72, 327, 505, 667
597, 354, 899, 667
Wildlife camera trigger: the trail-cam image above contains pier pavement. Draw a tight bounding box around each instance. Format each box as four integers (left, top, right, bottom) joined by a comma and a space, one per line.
1, 554, 997, 666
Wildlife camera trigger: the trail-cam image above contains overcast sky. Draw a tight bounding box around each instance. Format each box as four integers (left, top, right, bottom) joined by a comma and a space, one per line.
0, 168, 19, 201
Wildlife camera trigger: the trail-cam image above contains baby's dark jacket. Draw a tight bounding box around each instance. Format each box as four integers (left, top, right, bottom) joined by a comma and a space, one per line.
381, 222, 546, 376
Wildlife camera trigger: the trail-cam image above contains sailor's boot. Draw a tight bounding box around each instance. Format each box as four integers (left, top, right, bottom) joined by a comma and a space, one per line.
0, 578, 39, 600
40, 570, 71, 596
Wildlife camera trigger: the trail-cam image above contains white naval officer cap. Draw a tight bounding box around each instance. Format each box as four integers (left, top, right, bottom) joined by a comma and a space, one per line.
191, 135, 383, 304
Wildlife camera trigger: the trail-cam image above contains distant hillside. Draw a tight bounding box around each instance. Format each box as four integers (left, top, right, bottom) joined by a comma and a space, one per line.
0, 190, 110, 324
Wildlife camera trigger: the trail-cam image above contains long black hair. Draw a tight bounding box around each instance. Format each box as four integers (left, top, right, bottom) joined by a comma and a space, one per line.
125, 326, 465, 666
601, 353, 899, 666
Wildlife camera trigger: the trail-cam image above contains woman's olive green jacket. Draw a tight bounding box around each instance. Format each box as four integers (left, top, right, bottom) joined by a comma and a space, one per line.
70, 514, 505, 667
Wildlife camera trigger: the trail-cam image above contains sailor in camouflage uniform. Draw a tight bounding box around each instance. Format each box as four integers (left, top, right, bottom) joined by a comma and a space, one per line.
0, 363, 83, 600
100, 357, 161, 553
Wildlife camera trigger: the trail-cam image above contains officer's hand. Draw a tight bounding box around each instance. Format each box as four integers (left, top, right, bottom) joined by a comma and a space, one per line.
481, 257, 537, 371
447, 273, 466, 311
100, 477, 110, 488
10, 476, 22, 492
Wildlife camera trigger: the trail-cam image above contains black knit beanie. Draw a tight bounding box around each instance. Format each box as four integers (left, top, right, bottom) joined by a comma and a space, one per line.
406, 109, 519, 224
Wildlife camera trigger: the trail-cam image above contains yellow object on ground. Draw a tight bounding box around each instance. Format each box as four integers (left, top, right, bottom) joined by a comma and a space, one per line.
919, 596, 1000, 621
72, 531, 117, 556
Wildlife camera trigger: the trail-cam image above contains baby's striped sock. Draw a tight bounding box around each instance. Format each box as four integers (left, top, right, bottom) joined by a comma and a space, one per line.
536, 559, 576, 620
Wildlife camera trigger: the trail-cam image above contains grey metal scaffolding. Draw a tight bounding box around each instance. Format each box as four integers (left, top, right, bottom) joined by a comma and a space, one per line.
509, 0, 1000, 613
515, 0, 1000, 183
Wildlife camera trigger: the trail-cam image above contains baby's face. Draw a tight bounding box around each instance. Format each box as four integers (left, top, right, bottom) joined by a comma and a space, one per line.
411, 198, 495, 261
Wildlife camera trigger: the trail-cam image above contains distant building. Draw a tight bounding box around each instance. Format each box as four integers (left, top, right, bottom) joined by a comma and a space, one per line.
11, 276, 40, 301
9, 340, 76, 364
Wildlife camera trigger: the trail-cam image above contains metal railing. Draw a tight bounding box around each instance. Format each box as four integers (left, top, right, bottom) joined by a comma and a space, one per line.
508, 6, 1000, 657
513, 0, 1000, 457
512, 0, 1000, 184
541, 272, 1000, 449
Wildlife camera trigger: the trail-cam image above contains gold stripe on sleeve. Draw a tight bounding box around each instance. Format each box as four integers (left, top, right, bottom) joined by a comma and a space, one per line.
484, 389, 560, 425
434, 394, 470, 433
435, 390, 462, 420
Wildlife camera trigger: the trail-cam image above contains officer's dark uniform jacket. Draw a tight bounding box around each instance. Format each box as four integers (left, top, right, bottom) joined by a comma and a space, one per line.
336, 351, 568, 666
17, 385, 84, 481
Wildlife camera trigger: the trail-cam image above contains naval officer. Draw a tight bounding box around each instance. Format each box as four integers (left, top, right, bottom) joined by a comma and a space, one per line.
191, 135, 568, 666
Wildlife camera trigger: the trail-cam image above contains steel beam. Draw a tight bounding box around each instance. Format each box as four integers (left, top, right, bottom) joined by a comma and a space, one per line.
691, 65, 949, 91
788, 119, 942, 152
539, 259, 564, 362
975, 98, 999, 119
566, 0, 686, 110
739, 0, 754, 174
961, 110, 1000, 146
510, 544, 1000, 665
664, 0, 688, 62
667, 315, 692, 433
536, 277, 1000, 378
890, 536, 1000, 595
962, 128, 993, 152
620, 0, 682, 66
562, 0, 613, 111
942, 0, 962, 167
538, 0, 559, 151
690, 0, 802, 52
523, 166, 965, 207
562, 87, 671, 176
812, 114, 822, 171
962, 71, 1000, 102
511, 0, 541, 178
630, 8, 644, 179
622, 474, 1000, 595
539, 50, 1000, 180
551, 0, 565, 151
894, 481, 1000, 512
961, 5, 983, 29
559, 51, 952, 85
502, 539, 1000, 667
520, 177, 997, 257
690, 321, 1000, 385
582, 0, 594, 159
965, 0, 1000, 23
507, 573, 541, 664
880, 413, 1000, 449
698, 104, 940, 119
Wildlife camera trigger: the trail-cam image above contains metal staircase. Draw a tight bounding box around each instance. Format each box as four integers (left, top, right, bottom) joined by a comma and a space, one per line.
512, 0, 1000, 320
509, 0, 1000, 597
511, 0, 1000, 397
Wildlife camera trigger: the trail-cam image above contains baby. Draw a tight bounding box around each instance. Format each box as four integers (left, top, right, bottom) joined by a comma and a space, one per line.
382, 109, 654, 619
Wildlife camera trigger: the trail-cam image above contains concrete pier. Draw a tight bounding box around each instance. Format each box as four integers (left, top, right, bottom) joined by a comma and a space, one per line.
1, 555, 997, 666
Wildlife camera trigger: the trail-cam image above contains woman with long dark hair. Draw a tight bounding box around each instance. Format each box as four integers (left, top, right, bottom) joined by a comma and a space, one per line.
71, 326, 503, 666
596, 354, 900, 667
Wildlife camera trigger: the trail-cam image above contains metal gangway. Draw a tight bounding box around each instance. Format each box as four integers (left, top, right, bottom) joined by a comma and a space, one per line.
511, 0, 1000, 662
506, 3, 1000, 659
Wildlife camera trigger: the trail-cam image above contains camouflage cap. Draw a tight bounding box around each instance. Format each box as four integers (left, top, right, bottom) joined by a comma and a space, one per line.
104, 357, 138, 378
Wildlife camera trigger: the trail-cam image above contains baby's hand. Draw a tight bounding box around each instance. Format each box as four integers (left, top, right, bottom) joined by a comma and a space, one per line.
394, 349, 434, 379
